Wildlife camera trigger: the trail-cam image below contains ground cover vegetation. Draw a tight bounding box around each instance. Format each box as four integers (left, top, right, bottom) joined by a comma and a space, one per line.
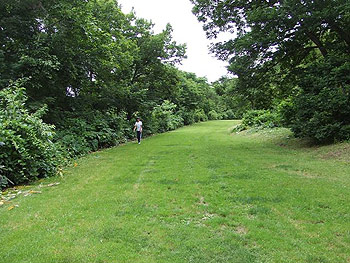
191, 0, 350, 143
0, 0, 238, 188
1, 121, 350, 262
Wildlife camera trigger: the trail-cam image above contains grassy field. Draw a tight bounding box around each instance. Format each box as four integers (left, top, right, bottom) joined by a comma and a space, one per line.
1, 120, 350, 263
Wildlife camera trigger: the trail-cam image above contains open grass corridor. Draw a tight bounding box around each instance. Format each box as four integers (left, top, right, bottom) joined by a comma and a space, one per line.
1, 121, 350, 263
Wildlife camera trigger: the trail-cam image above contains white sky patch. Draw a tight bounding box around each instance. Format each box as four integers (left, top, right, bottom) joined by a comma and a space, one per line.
118, 0, 231, 82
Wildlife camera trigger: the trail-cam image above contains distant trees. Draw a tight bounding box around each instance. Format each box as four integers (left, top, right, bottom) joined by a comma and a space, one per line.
0, 0, 186, 116
192, 0, 350, 142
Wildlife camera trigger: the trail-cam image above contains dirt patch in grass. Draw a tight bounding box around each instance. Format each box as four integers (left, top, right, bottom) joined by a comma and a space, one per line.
320, 143, 350, 162
244, 127, 350, 163
269, 164, 319, 179
235, 226, 248, 235
198, 196, 209, 206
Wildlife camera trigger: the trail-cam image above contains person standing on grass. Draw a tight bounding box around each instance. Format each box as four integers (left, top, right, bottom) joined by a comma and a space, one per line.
133, 117, 143, 144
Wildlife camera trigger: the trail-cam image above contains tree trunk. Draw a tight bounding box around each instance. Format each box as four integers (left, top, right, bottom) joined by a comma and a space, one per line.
304, 30, 328, 57
327, 20, 350, 49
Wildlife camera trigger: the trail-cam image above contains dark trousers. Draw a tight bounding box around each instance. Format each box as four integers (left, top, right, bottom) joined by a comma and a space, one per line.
137, 131, 142, 143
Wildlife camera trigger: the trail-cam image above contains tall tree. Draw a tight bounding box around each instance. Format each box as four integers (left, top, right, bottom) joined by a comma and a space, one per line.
191, 0, 350, 142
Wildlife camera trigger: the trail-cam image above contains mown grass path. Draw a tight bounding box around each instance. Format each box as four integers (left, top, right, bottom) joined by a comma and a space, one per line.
1, 121, 350, 263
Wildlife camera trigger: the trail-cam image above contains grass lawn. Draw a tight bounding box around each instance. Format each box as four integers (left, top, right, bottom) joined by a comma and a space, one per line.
1, 120, 350, 263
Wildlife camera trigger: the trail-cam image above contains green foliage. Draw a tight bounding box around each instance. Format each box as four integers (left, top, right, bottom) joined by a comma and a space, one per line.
276, 98, 296, 127
242, 110, 281, 129
150, 100, 184, 133
192, 0, 350, 143
208, 110, 219, 120
0, 81, 65, 188
193, 109, 208, 122
275, 58, 350, 143
55, 110, 131, 158
178, 108, 196, 125
0, 165, 7, 188
289, 88, 350, 143
212, 77, 250, 119
223, 109, 236, 120
233, 110, 281, 132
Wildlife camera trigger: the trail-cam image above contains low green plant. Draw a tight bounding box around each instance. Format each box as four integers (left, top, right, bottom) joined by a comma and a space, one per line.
193, 109, 208, 122
232, 109, 281, 132
276, 58, 350, 143
223, 109, 236, 120
151, 100, 184, 133
208, 110, 219, 120
178, 108, 196, 125
0, 80, 65, 188
0, 165, 8, 188
242, 110, 281, 128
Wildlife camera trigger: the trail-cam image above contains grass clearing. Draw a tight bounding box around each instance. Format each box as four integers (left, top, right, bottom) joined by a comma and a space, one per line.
1, 121, 350, 262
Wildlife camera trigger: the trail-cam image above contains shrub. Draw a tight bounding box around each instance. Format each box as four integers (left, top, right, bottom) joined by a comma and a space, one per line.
289, 87, 350, 143
151, 100, 184, 133
55, 110, 130, 157
242, 109, 281, 128
276, 98, 296, 127
0, 81, 65, 188
0, 165, 8, 188
193, 109, 208, 122
178, 109, 195, 125
224, 109, 236, 120
208, 110, 219, 120
284, 57, 350, 143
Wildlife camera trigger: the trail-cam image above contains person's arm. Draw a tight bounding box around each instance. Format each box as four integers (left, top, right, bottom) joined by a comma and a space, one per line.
140, 124, 142, 133
133, 123, 136, 132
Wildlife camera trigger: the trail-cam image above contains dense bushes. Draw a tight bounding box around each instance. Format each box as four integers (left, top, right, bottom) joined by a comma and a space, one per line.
0, 82, 65, 188
194, 109, 209, 122
234, 84, 350, 144
0, 165, 6, 189
230, 108, 282, 133
55, 110, 131, 157
178, 109, 196, 125
276, 58, 350, 143
222, 109, 236, 120
208, 110, 219, 120
150, 100, 184, 133
285, 88, 350, 143
232, 109, 281, 132
242, 110, 281, 129
0, 84, 219, 189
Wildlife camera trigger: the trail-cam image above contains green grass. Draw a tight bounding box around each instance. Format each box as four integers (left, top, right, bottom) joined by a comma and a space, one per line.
1, 120, 350, 263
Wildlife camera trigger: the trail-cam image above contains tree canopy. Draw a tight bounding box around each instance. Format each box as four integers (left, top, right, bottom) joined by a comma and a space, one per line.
192, 0, 350, 142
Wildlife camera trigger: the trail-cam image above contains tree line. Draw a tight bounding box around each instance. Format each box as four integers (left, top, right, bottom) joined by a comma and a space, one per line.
0, 0, 236, 188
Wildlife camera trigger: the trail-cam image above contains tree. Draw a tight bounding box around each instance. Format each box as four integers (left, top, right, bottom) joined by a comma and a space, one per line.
191, 0, 350, 142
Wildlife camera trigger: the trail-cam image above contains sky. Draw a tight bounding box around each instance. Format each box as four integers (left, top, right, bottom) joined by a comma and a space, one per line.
118, 0, 230, 82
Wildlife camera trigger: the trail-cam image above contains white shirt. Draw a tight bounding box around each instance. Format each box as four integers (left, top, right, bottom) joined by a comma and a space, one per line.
135, 121, 142, 132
